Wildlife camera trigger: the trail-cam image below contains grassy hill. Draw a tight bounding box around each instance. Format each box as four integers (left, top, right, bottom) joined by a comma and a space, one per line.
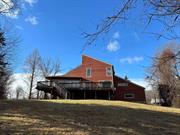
0, 100, 180, 135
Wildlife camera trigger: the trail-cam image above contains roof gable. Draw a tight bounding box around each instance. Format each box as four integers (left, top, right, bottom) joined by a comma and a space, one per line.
82, 55, 112, 66
114, 75, 145, 89
63, 65, 82, 77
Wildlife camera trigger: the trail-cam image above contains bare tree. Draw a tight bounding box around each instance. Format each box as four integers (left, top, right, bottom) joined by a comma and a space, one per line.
53, 59, 61, 76
83, 0, 180, 47
39, 57, 61, 79
145, 90, 159, 104
38, 57, 61, 99
82, 0, 180, 79
146, 42, 180, 106
0, 0, 18, 15
0, 26, 18, 99
24, 49, 41, 99
0, 67, 12, 98
0, 0, 20, 99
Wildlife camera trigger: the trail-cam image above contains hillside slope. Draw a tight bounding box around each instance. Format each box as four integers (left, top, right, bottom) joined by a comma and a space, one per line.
0, 100, 180, 135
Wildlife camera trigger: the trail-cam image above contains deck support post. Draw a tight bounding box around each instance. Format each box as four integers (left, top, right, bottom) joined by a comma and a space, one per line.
65, 92, 67, 99
44, 92, 48, 99
68, 93, 70, 99
50, 89, 53, 99
95, 91, 97, 99
108, 91, 110, 100
71, 92, 73, 99
37, 90, 39, 99
84, 91, 86, 99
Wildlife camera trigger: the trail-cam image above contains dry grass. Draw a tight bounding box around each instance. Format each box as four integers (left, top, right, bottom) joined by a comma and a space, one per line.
0, 100, 180, 135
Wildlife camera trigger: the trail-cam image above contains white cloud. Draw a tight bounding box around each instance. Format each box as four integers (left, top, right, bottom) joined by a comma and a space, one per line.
113, 32, 120, 39
107, 40, 120, 52
119, 56, 144, 64
25, 16, 39, 25
9, 73, 29, 99
11, 73, 28, 90
24, 0, 38, 6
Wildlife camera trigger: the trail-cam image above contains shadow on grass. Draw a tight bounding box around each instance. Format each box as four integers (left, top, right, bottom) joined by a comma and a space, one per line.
0, 100, 180, 135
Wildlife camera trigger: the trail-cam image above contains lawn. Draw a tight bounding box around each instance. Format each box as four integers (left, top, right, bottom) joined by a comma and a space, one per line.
0, 100, 180, 135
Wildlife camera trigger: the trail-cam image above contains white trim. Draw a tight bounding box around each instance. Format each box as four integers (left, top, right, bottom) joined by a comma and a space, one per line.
106, 67, 112, 77
86, 67, 91, 78
118, 83, 128, 87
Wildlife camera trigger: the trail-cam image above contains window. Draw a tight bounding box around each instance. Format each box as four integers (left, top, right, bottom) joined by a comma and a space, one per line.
124, 93, 135, 99
106, 67, 112, 76
118, 83, 128, 87
86, 68, 91, 77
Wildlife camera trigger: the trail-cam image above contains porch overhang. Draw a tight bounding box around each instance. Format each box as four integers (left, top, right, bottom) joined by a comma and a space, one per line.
46, 76, 84, 81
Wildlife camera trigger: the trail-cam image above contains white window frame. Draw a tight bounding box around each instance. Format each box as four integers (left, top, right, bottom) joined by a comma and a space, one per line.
118, 83, 128, 87
106, 67, 112, 77
124, 93, 135, 99
86, 68, 92, 78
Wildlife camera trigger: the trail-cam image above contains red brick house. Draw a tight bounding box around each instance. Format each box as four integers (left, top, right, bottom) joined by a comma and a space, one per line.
37, 55, 146, 102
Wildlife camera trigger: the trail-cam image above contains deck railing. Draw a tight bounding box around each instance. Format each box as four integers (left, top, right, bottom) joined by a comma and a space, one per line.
37, 81, 114, 90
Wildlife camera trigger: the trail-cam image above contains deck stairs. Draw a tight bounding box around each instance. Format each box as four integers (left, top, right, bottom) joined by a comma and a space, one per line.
36, 81, 70, 99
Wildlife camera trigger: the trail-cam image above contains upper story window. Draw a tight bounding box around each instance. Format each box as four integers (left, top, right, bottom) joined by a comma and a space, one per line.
106, 67, 112, 76
86, 68, 91, 77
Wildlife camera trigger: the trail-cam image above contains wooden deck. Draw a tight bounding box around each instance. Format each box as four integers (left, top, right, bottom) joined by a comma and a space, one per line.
37, 81, 114, 90
36, 81, 115, 99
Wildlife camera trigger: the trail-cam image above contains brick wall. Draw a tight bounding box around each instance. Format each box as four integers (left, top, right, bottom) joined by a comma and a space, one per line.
65, 55, 113, 82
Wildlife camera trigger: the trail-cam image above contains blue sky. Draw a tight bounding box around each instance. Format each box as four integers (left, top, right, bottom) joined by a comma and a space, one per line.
1, 0, 175, 81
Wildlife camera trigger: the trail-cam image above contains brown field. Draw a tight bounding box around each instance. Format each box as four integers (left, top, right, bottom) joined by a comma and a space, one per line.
0, 100, 180, 135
